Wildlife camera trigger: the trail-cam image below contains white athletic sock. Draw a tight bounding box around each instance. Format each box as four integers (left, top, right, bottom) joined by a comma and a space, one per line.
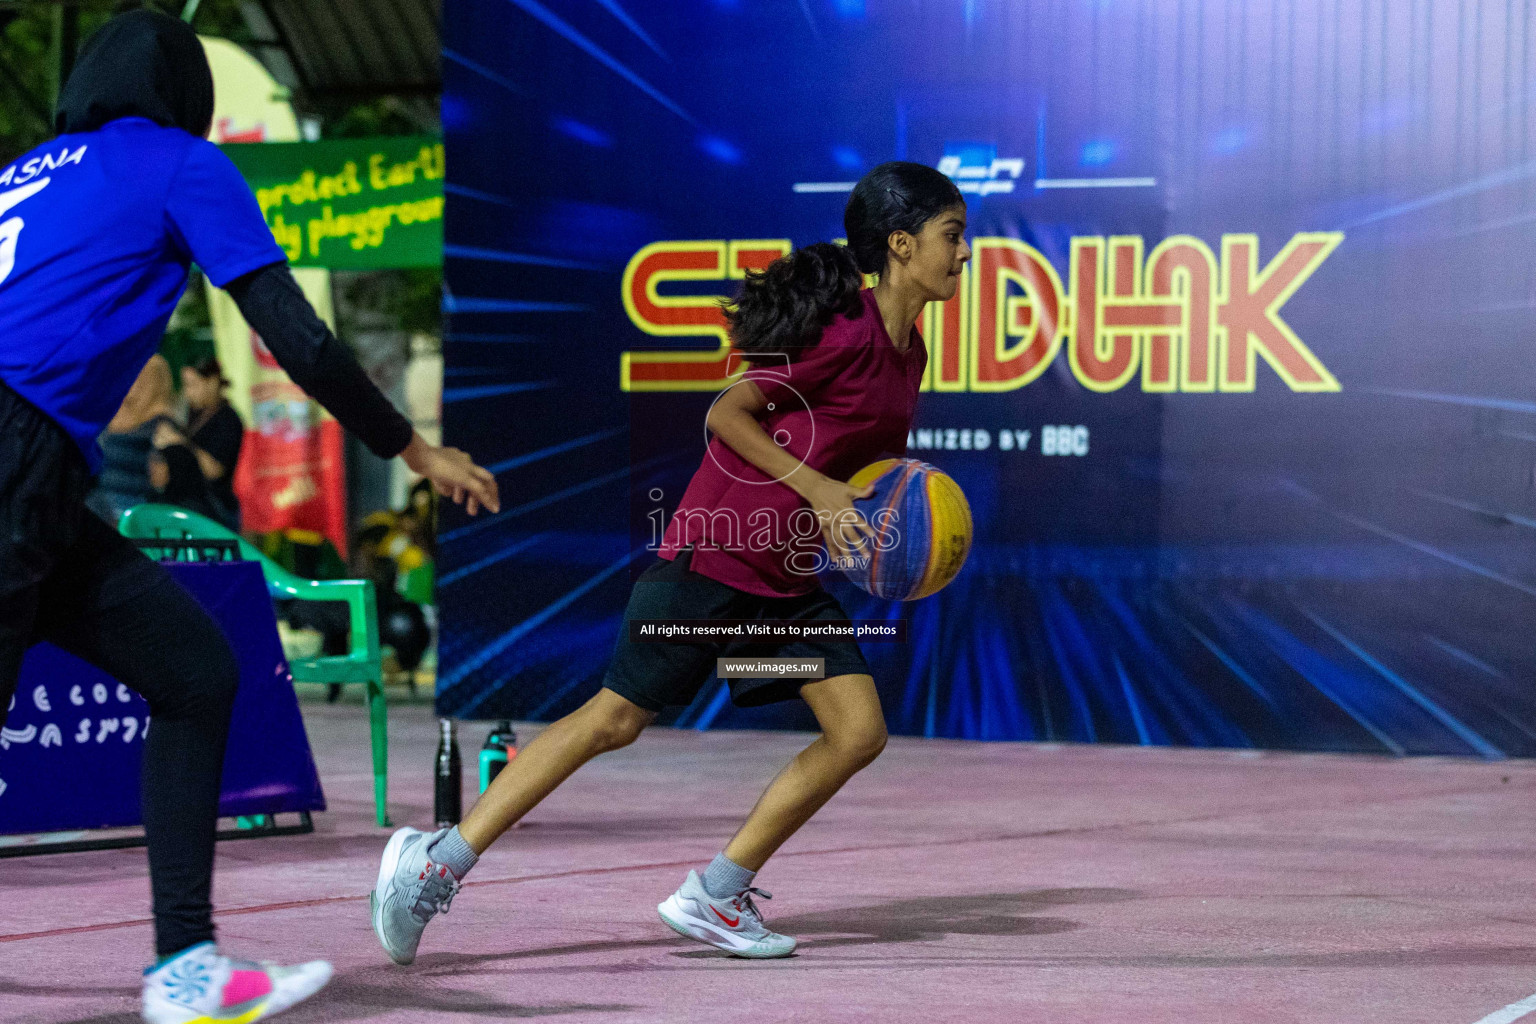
427, 826, 479, 880
701, 852, 756, 899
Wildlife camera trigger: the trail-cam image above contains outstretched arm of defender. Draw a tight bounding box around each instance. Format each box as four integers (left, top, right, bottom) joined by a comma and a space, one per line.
224, 262, 499, 515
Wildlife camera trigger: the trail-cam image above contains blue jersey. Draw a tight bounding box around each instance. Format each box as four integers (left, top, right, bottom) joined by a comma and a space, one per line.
0, 118, 283, 471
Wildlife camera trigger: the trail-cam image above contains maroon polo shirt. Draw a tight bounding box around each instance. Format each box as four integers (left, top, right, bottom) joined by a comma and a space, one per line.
658, 289, 927, 596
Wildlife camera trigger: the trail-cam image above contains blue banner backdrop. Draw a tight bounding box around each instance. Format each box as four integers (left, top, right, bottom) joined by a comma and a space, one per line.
436, 0, 1536, 755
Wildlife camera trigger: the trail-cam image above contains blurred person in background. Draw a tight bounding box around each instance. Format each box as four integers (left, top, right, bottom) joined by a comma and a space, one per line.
172, 356, 243, 528
86, 353, 178, 524
147, 435, 224, 523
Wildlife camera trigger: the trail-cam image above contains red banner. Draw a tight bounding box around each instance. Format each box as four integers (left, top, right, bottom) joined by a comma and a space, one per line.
228, 327, 348, 556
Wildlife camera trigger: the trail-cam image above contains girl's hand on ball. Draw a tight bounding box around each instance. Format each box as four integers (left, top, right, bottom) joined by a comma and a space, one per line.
807, 477, 877, 560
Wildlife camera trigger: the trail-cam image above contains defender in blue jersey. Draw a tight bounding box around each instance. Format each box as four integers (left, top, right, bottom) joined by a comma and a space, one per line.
0, 13, 499, 1023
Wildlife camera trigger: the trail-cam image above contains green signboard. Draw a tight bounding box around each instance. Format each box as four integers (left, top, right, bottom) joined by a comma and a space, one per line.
222, 135, 444, 270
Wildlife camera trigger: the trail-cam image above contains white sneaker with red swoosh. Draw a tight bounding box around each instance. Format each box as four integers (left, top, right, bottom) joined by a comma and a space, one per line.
657, 870, 797, 958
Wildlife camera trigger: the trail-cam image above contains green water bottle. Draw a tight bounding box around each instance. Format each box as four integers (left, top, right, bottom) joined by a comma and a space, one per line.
478, 720, 518, 793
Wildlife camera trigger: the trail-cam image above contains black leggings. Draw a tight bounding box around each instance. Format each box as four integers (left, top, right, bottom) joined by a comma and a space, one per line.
1, 383, 237, 957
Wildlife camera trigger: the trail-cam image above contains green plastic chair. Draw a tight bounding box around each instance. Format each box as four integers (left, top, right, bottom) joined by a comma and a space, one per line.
120, 504, 392, 827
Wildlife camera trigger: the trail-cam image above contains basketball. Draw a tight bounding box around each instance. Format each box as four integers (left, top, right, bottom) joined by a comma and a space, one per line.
839, 458, 973, 600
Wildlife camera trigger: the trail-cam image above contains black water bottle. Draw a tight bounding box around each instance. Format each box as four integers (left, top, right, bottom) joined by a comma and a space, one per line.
434, 718, 462, 828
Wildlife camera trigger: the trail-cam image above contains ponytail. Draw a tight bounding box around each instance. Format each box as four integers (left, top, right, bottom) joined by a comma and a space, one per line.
724, 242, 864, 360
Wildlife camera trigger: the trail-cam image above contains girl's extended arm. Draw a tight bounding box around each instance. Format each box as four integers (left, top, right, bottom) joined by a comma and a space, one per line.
704, 379, 875, 560
225, 262, 500, 515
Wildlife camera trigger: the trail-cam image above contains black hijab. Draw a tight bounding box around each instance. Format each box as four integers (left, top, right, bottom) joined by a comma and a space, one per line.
55, 10, 214, 138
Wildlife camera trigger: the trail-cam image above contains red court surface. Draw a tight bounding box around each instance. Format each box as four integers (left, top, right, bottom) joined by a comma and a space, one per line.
3, 698, 1535, 1024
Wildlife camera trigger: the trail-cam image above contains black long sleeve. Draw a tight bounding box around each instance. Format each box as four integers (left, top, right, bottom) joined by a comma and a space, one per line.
224, 262, 415, 459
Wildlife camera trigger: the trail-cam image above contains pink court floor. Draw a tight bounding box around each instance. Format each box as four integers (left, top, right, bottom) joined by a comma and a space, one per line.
3, 698, 1535, 1024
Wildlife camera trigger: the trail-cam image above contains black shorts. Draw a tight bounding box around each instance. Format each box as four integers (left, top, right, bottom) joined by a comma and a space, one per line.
600, 548, 873, 712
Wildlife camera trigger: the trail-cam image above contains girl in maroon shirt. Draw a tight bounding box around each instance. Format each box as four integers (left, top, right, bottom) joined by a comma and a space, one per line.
372, 162, 971, 963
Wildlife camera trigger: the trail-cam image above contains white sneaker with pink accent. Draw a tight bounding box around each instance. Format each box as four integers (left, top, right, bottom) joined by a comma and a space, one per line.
140, 941, 332, 1023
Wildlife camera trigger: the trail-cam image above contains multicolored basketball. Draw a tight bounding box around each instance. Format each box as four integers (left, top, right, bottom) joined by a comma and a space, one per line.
839, 458, 973, 600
